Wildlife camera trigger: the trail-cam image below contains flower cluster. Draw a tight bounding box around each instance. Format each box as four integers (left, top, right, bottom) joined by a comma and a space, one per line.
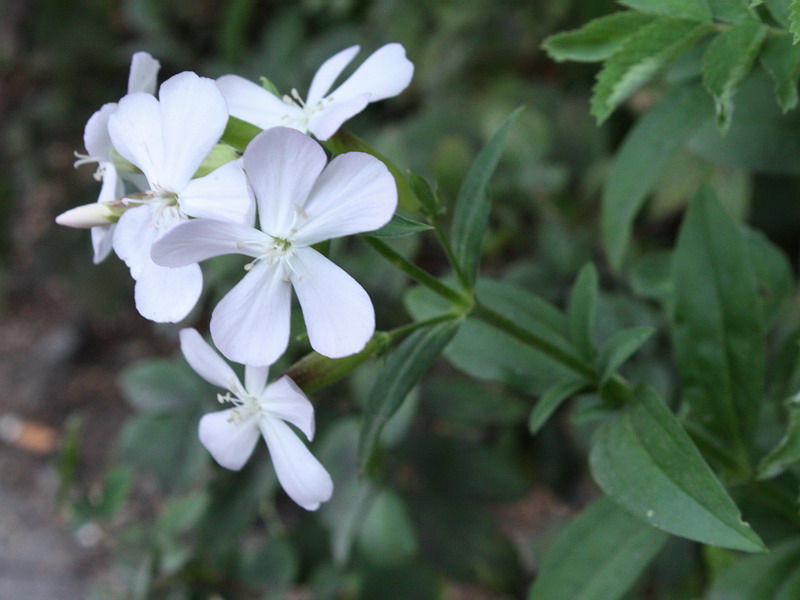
57, 45, 413, 510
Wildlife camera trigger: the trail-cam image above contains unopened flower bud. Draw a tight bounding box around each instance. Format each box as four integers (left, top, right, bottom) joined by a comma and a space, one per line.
55, 200, 126, 229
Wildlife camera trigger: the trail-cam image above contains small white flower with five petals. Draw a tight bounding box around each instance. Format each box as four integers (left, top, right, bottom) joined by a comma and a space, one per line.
216, 43, 413, 141
180, 328, 333, 511
108, 71, 253, 323
152, 126, 397, 366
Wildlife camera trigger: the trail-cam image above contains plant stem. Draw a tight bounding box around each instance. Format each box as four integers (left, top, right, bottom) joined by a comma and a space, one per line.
430, 218, 472, 293
471, 302, 597, 381
362, 236, 470, 308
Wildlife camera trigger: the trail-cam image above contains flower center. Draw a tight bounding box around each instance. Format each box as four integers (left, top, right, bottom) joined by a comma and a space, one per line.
280, 88, 337, 132
217, 383, 261, 425
122, 188, 187, 230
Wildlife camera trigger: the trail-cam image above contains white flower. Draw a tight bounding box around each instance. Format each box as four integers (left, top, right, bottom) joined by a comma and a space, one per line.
72, 51, 161, 263
216, 43, 414, 141
152, 127, 397, 365
108, 71, 253, 323
180, 328, 333, 511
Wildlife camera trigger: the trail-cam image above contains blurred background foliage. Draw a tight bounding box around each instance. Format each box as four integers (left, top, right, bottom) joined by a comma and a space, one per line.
3, 0, 800, 599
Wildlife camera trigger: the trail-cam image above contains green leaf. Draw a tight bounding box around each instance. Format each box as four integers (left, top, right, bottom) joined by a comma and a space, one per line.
405, 280, 582, 395
602, 84, 712, 271
357, 489, 418, 566
589, 385, 765, 552
707, 0, 758, 22
591, 18, 712, 123
791, 0, 800, 42
358, 319, 461, 469
598, 326, 656, 384
702, 21, 767, 131
670, 187, 766, 470
619, 0, 712, 20
708, 539, 800, 599
238, 537, 298, 598
568, 263, 599, 359
363, 213, 433, 238
758, 400, 800, 478
323, 129, 418, 212
747, 229, 794, 328
119, 358, 206, 412
220, 115, 262, 152
529, 496, 669, 600
760, 34, 800, 112
450, 107, 523, 287
408, 172, 443, 218
529, 378, 587, 434
543, 11, 657, 63
765, 0, 790, 26
194, 143, 239, 177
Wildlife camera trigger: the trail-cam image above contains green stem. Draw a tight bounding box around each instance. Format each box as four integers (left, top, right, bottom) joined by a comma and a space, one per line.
362, 236, 470, 308
430, 218, 472, 293
386, 312, 462, 341
471, 302, 597, 381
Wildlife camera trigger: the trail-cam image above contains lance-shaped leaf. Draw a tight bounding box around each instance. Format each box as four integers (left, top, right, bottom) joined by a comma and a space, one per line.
543, 11, 657, 63
702, 21, 767, 131
708, 539, 800, 599
529, 377, 587, 434
568, 263, 599, 360
602, 84, 712, 271
529, 496, 669, 600
591, 17, 712, 123
590, 385, 765, 552
707, 0, 757, 23
358, 318, 461, 469
760, 34, 800, 112
597, 326, 656, 384
363, 213, 433, 238
791, 0, 800, 43
619, 0, 712, 20
220, 116, 262, 152
670, 187, 765, 470
450, 107, 523, 288
758, 399, 800, 479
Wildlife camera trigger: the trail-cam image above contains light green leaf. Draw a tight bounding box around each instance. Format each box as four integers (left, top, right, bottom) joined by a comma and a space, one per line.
529, 496, 669, 600
602, 84, 712, 271
568, 263, 599, 359
598, 326, 656, 384
357, 489, 418, 566
543, 11, 657, 63
529, 378, 587, 434
707, 0, 758, 22
450, 108, 523, 287
708, 539, 800, 599
591, 18, 712, 123
220, 115, 262, 152
619, 0, 712, 20
791, 0, 800, 43
758, 401, 800, 478
702, 21, 767, 131
358, 319, 461, 469
670, 187, 766, 470
590, 385, 766, 552
363, 213, 433, 238
760, 34, 800, 112
194, 143, 239, 177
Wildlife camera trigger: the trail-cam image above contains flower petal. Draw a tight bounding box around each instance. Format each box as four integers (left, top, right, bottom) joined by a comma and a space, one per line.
290, 247, 375, 358
216, 74, 302, 130
261, 376, 315, 440
91, 164, 123, 264
134, 259, 202, 323
199, 409, 260, 471
128, 52, 161, 95
113, 205, 155, 279
180, 161, 253, 225
259, 417, 333, 510
151, 218, 268, 267
180, 328, 241, 391
157, 72, 229, 192
307, 93, 370, 141
293, 152, 397, 245
210, 261, 292, 367
329, 43, 414, 104
245, 365, 269, 398
306, 45, 360, 106
91, 224, 116, 264
108, 92, 163, 188
83, 103, 117, 159
243, 128, 326, 235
